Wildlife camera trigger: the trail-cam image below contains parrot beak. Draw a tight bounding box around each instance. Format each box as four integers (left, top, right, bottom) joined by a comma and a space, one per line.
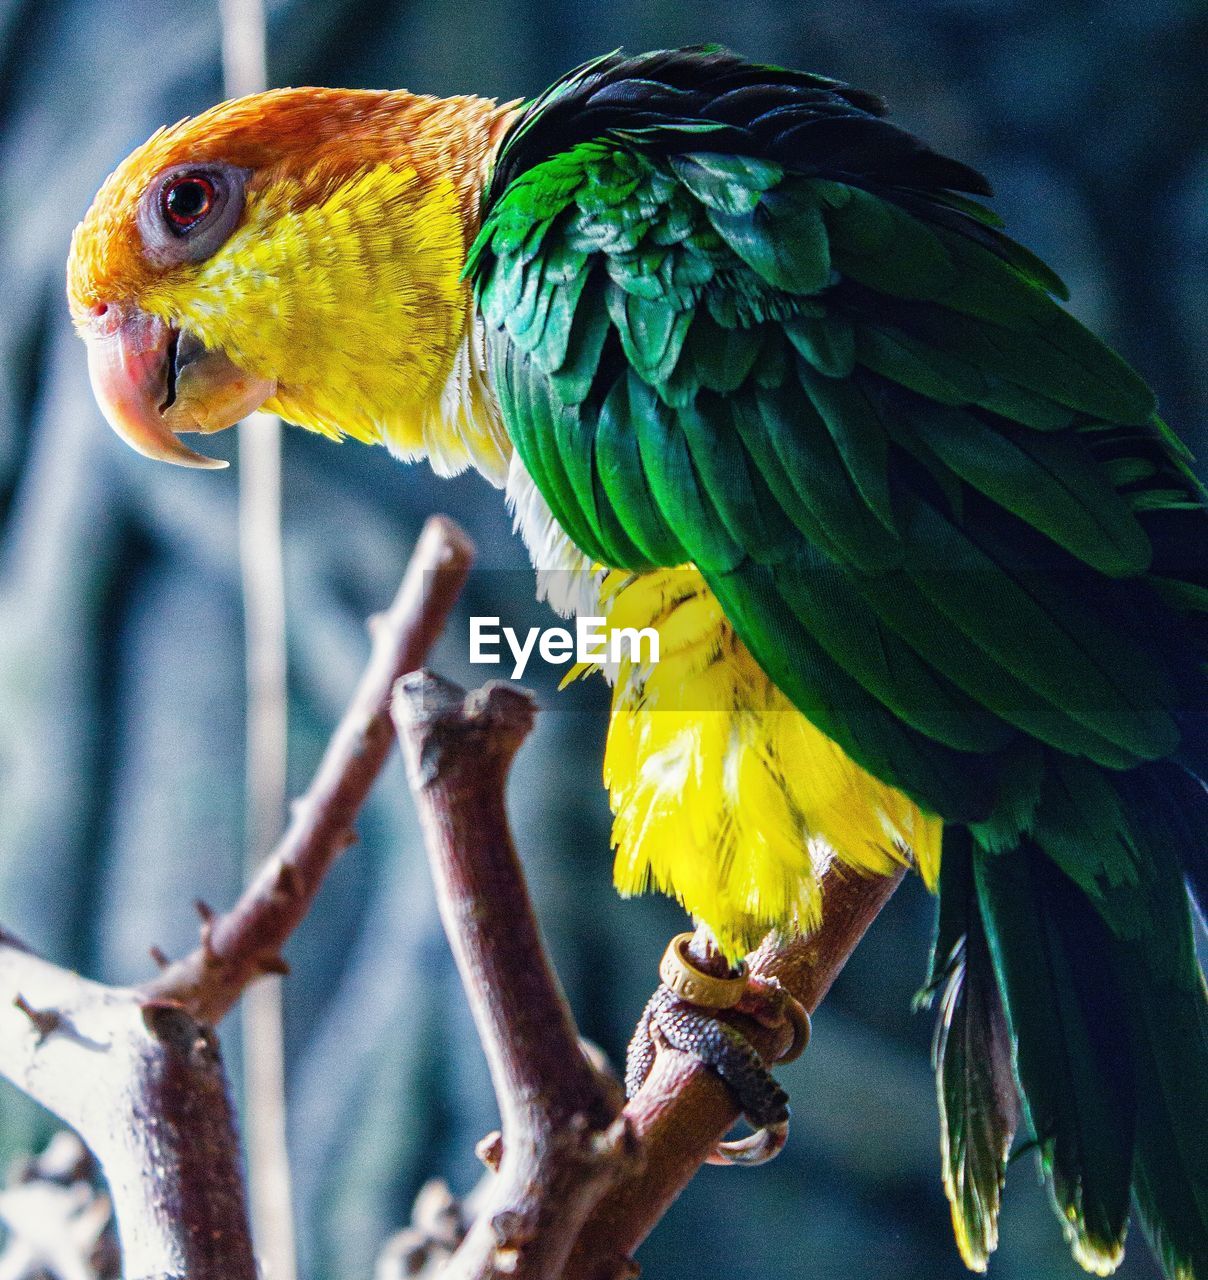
82, 304, 276, 469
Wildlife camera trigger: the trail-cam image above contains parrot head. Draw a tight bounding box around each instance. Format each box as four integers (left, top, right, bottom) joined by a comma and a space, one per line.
67, 87, 510, 469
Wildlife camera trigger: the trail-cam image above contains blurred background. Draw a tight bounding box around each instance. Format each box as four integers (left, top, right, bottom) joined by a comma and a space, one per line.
0, 1, 1204, 1277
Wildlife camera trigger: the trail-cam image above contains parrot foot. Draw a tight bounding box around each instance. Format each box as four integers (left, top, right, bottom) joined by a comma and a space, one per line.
625, 933, 810, 1167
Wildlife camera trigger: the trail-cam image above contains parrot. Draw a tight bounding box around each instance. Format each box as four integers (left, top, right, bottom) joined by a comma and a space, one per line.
65, 46, 1208, 1280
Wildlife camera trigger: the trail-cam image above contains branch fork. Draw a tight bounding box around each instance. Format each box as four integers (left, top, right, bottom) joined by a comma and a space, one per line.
0, 518, 475, 1280
391, 669, 903, 1279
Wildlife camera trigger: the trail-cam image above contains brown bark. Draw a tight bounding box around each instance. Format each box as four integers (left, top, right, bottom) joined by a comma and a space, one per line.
0, 932, 255, 1279
393, 674, 640, 1280
391, 671, 905, 1280
1, 510, 907, 1278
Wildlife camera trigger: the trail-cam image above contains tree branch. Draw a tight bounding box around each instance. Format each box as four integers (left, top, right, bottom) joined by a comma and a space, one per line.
392, 674, 639, 1280
2, 508, 903, 1277
0, 518, 477, 1278
563, 864, 904, 1278
0, 929, 255, 1280
142, 516, 476, 1024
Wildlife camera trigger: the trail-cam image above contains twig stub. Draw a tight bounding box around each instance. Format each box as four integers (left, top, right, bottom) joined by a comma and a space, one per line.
13, 993, 63, 1044
394, 672, 537, 788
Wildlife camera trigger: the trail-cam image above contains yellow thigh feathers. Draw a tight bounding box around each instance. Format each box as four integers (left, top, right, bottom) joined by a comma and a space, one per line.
506, 459, 940, 958
591, 568, 941, 957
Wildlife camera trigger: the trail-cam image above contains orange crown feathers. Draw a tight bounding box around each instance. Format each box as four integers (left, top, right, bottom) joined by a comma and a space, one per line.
68, 87, 516, 323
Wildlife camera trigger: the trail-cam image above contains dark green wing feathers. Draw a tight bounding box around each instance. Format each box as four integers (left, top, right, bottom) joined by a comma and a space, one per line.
475, 107, 1199, 813
472, 47, 1208, 1280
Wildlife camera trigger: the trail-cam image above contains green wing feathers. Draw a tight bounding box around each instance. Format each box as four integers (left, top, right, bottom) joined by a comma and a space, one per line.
474, 139, 1202, 811
471, 47, 1208, 1279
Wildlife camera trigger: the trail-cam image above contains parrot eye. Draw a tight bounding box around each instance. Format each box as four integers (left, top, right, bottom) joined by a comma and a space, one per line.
138, 162, 249, 267
161, 175, 216, 231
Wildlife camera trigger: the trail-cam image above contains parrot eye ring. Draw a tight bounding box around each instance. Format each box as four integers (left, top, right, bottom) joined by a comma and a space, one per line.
137, 162, 249, 267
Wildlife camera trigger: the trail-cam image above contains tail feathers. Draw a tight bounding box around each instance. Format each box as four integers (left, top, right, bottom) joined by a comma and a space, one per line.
974, 839, 1135, 1273
954, 759, 1208, 1280
928, 828, 1020, 1271
1165, 757, 1208, 919
1128, 979, 1208, 1280
1185, 846, 1208, 923
1113, 768, 1208, 1280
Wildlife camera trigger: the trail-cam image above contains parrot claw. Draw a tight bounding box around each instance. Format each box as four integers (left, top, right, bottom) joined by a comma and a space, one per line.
625, 933, 810, 1167
707, 1118, 789, 1167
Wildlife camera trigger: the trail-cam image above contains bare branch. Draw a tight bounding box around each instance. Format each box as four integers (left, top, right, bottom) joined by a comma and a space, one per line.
564, 865, 905, 1279
0, 518, 479, 1279
0, 932, 255, 1280
2, 508, 902, 1277
392, 674, 639, 1280
388, 666, 903, 1277
142, 517, 476, 1024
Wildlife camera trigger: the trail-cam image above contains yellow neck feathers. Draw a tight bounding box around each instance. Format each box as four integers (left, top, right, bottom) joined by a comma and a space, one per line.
139, 90, 517, 481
